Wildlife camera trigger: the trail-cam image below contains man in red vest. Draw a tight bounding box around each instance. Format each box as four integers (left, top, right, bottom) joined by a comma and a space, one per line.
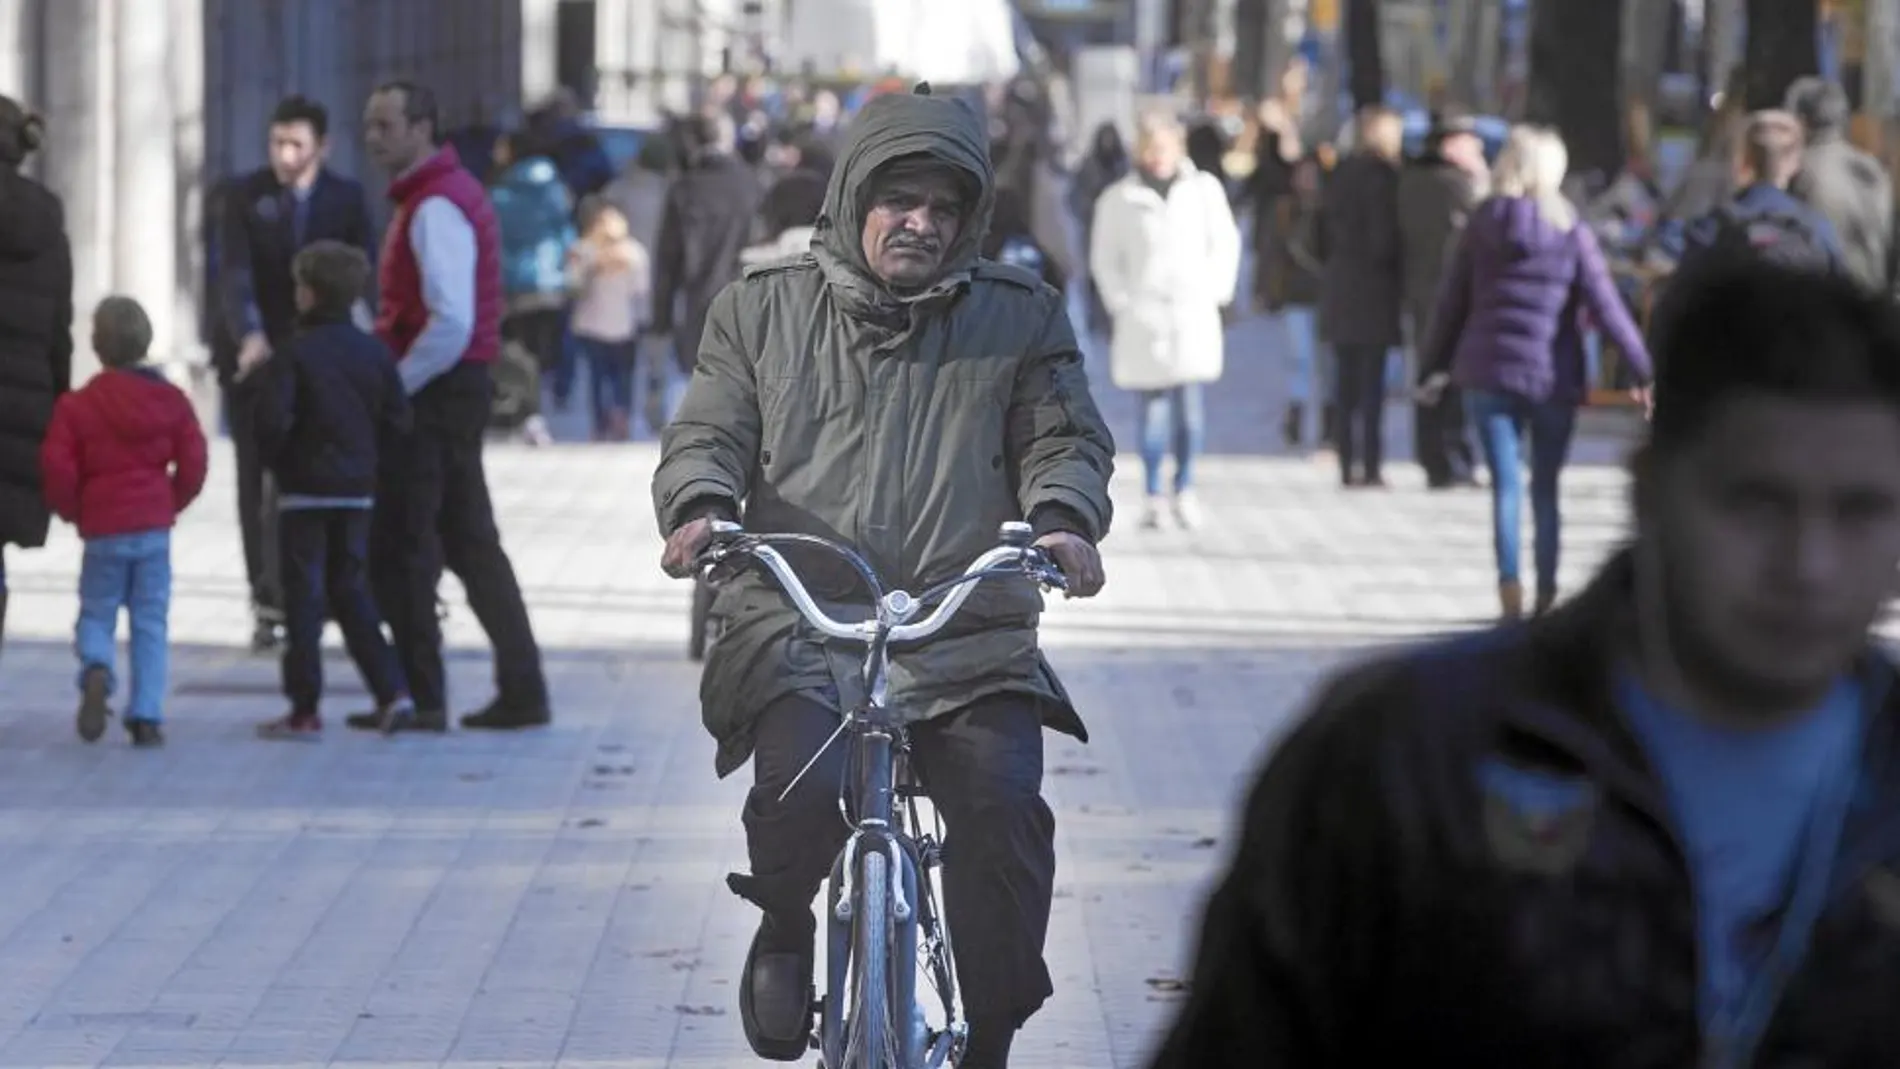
352, 80, 550, 733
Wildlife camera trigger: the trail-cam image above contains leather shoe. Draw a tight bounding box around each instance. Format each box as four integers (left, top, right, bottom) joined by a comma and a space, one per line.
739, 910, 814, 1061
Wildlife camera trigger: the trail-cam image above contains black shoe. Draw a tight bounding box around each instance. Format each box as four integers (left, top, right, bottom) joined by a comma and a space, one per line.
126, 719, 165, 748
344, 701, 447, 734
460, 699, 551, 730
76, 666, 111, 742
739, 910, 816, 1061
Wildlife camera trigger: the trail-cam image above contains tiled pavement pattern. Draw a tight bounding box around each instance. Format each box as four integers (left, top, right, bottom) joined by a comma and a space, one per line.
0, 308, 1646, 1068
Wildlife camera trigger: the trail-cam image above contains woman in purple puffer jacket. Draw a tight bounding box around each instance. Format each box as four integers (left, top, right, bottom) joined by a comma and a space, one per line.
1419, 125, 1652, 621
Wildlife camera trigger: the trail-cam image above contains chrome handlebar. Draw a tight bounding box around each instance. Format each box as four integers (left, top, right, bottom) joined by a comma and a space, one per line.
695, 520, 1068, 645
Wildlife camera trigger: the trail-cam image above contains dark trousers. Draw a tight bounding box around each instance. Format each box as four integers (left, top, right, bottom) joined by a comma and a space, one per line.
280, 508, 405, 714
226, 387, 280, 614
1334, 343, 1389, 481
369, 362, 547, 714
742, 692, 1057, 1030
1415, 384, 1476, 486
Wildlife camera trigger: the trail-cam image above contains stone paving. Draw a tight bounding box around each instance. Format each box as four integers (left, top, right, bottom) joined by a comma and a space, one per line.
0, 308, 1644, 1068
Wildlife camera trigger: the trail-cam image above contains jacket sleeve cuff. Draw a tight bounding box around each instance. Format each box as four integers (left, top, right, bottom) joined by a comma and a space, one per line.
675, 494, 739, 531
1029, 503, 1093, 542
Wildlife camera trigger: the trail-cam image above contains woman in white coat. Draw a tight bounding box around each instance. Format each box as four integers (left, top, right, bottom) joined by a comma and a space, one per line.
1090, 111, 1242, 529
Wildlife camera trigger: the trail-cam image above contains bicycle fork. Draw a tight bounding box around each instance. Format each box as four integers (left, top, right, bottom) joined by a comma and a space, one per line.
824, 831, 932, 1067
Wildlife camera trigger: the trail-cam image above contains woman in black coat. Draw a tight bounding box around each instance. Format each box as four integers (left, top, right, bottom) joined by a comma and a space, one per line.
0, 96, 74, 655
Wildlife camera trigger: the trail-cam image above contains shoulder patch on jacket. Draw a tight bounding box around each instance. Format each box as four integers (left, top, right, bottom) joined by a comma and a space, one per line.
971, 260, 1044, 291
741, 252, 817, 280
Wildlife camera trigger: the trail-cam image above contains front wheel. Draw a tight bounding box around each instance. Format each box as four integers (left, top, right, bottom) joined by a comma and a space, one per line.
846, 849, 893, 1068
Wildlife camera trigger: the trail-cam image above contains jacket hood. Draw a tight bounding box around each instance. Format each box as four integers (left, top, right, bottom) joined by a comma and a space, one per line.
0, 170, 63, 261
1478, 195, 1574, 261
500, 157, 562, 190
813, 88, 995, 301
82, 367, 191, 441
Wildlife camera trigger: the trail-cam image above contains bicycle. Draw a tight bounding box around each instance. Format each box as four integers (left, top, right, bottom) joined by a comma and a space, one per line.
695, 519, 1069, 1069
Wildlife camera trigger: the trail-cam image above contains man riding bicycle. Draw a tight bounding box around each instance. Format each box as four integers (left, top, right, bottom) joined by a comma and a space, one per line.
652, 85, 1115, 1068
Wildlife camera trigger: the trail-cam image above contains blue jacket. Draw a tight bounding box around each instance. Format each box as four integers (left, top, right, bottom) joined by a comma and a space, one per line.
252, 317, 410, 500
1670, 182, 1847, 274
490, 158, 576, 298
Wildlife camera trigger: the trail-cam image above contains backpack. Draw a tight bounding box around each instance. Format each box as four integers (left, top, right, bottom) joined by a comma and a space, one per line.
1682, 200, 1836, 275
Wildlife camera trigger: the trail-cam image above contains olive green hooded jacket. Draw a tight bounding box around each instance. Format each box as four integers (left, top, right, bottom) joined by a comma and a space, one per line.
650, 88, 1117, 778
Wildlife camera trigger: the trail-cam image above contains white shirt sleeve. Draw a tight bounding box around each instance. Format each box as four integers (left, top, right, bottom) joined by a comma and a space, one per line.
398, 196, 478, 396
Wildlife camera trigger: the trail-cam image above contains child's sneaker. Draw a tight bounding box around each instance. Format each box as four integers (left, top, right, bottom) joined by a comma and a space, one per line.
256, 711, 322, 741
76, 665, 111, 743
125, 719, 164, 748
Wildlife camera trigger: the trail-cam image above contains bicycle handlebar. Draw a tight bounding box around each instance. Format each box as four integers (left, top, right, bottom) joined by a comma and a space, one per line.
694, 520, 1068, 644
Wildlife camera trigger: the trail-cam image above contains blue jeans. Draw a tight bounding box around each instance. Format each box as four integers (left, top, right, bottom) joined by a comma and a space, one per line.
75, 530, 172, 722
1279, 307, 1332, 409
1466, 389, 1577, 590
1137, 384, 1205, 497
579, 336, 637, 433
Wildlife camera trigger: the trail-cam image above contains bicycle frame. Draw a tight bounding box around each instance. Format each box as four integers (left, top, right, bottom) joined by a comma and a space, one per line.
696, 521, 1064, 1069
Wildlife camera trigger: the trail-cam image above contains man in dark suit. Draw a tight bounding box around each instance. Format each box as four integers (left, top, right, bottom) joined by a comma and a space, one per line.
218, 94, 375, 652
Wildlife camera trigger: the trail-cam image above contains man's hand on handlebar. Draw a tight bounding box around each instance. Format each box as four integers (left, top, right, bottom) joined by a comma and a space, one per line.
1033, 531, 1105, 598
661, 516, 717, 579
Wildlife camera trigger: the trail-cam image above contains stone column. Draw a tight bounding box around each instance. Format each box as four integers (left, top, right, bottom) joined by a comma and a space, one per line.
112, 0, 176, 373
521, 0, 559, 109
38, 0, 107, 383
0, 0, 36, 101
169, 0, 206, 372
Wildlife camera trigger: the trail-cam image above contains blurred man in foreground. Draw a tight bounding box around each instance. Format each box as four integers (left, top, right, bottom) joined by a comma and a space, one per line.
1152, 257, 1900, 1068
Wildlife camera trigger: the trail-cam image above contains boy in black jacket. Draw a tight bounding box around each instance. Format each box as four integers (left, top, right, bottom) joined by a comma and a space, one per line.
251, 241, 412, 738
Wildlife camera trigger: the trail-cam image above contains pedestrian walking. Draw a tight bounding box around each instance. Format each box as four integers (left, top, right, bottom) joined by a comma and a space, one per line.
566, 196, 651, 441
0, 94, 72, 665
652, 110, 763, 378
1786, 77, 1895, 293
1319, 105, 1407, 487
1419, 125, 1651, 619
491, 130, 577, 419
1090, 110, 1242, 530
217, 95, 377, 652
358, 80, 551, 733
250, 242, 414, 740
1398, 109, 1486, 488
40, 297, 208, 748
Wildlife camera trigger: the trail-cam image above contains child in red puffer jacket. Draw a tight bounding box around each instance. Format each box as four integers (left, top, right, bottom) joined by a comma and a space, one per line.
40, 296, 208, 747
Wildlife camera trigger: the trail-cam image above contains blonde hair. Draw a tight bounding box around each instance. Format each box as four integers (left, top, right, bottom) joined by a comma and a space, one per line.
1135, 109, 1186, 153
1357, 106, 1403, 162
1492, 125, 1576, 230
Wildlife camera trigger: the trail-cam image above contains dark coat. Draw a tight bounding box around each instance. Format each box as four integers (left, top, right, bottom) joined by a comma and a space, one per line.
1397, 155, 1484, 335
1319, 152, 1405, 348
251, 317, 410, 500
652, 153, 764, 373
1151, 550, 1900, 1069
217, 168, 375, 374
0, 169, 73, 549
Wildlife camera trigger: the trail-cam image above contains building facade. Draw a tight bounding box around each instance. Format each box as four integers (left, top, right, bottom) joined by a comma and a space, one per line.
0, 0, 565, 382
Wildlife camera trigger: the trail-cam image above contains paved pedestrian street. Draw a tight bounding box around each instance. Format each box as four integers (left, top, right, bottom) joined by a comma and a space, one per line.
0, 322, 1647, 1068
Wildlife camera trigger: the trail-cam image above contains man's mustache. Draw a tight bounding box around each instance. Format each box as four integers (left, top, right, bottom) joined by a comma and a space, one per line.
888, 233, 939, 252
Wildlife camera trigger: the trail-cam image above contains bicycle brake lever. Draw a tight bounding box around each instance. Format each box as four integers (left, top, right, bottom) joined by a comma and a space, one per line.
1023, 548, 1070, 592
